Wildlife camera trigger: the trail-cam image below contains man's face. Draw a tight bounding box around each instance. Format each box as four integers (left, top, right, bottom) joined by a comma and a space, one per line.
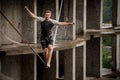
44, 13, 51, 20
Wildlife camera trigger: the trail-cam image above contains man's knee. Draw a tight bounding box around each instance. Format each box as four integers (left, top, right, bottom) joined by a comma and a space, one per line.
44, 48, 48, 52
48, 45, 53, 51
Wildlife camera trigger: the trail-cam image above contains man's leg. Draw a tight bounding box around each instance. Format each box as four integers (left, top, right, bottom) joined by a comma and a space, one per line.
43, 48, 49, 64
46, 44, 53, 67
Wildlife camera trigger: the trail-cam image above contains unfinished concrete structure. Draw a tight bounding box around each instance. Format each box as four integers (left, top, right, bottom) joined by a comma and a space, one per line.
0, 0, 120, 80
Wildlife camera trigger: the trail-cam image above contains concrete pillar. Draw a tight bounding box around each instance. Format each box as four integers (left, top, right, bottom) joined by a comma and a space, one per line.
0, 1, 1, 46
116, 34, 120, 72
86, 37, 102, 77
0, 58, 1, 73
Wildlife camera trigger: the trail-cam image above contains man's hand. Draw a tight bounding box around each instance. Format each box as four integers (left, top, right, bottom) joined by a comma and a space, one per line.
69, 22, 75, 25
24, 6, 29, 10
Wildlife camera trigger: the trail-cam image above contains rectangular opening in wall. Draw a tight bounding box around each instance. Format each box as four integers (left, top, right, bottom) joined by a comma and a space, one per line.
102, 0, 113, 28
102, 35, 113, 76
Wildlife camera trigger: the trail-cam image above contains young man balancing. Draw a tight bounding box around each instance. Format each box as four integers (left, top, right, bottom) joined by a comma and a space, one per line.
25, 6, 74, 68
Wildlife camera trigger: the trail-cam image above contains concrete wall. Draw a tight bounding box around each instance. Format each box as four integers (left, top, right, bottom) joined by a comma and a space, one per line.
57, 0, 73, 40
22, 0, 35, 43
0, 54, 35, 80
1, 56, 22, 80
0, 0, 22, 44
76, 46, 84, 80
87, 0, 101, 29
86, 37, 101, 77
21, 55, 34, 80
64, 49, 73, 80
76, 0, 84, 35
37, 52, 56, 80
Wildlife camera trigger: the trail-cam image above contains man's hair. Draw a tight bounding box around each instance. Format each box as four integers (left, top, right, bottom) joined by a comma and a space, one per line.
45, 10, 52, 14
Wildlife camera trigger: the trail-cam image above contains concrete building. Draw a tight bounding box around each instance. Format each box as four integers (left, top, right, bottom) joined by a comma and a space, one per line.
0, 0, 120, 80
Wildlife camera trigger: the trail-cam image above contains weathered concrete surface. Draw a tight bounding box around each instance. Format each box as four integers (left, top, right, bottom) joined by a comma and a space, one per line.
21, 55, 34, 80
0, 73, 14, 80
37, 52, 56, 80
0, 54, 35, 80
0, 0, 22, 44
86, 37, 101, 77
117, 35, 120, 72
87, 0, 101, 29
22, 0, 34, 43
64, 49, 73, 80
117, 0, 120, 25
0, 2, 1, 46
112, 35, 117, 71
76, 0, 84, 35
1, 56, 22, 80
76, 46, 84, 80
0, 39, 85, 56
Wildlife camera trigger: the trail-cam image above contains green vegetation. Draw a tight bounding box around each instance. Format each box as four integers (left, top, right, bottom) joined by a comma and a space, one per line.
102, 47, 112, 68
103, 0, 112, 23
103, 36, 112, 46
102, 36, 112, 68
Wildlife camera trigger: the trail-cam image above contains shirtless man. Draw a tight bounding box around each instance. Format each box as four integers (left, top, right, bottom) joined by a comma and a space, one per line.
25, 6, 74, 68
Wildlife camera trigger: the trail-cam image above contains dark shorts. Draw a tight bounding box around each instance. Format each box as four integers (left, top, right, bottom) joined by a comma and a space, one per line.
41, 35, 53, 49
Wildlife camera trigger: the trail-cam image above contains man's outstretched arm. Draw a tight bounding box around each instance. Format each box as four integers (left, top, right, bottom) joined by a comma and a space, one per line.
24, 6, 37, 19
59, 22, 75, 26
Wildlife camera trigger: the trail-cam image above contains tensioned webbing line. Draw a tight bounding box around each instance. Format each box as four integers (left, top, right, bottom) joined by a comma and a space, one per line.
0, 10, 46, 65
53, 0, 64, 46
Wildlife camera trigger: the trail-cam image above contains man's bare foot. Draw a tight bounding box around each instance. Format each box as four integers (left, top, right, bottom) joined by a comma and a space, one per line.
46, 64, 51, 68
